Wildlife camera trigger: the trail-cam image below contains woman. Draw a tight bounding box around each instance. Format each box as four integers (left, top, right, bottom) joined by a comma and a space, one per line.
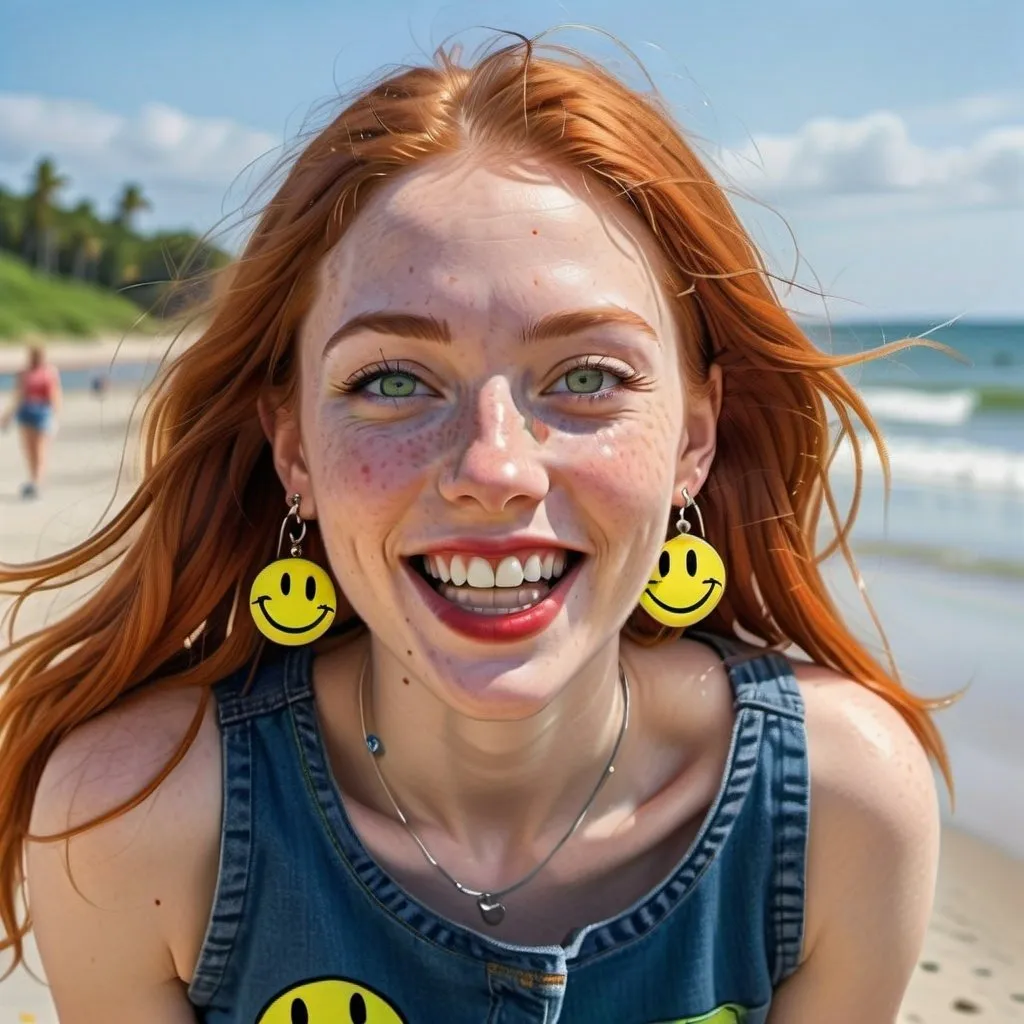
0, 38, 946, 1023
0, 344, 62, 498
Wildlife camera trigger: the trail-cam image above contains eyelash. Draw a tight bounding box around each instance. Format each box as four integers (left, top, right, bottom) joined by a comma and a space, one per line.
333, 356, 654, 401
333, 358, 417, 395
560, 355, 654, 401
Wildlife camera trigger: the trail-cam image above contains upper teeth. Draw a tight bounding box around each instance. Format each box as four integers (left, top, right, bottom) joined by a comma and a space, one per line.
423, 551, 568, 588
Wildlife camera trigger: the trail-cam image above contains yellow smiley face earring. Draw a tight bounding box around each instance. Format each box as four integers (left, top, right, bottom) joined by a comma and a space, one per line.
249, 493, 337, 646
639, 487, 726, 629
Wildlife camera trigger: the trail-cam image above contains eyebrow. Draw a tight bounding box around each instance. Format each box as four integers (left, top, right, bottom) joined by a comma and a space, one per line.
322, 306, 659, 357
529, 307, 663, 343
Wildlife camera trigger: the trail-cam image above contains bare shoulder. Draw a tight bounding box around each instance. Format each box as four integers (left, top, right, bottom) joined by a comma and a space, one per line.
31, 681, 221, 885
28, 682, 222, 1014
793, 660, 940, 853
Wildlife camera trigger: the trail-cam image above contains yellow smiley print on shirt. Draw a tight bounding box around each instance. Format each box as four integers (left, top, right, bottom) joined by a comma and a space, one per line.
655, 1005, 747, 1023
254, 977, 407, 1024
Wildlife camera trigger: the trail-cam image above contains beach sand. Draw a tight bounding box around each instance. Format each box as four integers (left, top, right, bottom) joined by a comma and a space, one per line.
0, 333, 198, 376
1, 365, 1022, 1022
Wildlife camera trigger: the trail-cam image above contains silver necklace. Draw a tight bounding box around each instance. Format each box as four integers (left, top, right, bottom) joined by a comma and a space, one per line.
357, 656, 630, 927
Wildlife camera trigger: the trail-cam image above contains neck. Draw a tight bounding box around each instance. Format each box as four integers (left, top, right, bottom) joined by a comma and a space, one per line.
358, 639, 627, 851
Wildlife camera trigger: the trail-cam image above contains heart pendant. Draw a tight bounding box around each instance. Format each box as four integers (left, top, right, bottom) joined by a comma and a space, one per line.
477, 895, 506, 926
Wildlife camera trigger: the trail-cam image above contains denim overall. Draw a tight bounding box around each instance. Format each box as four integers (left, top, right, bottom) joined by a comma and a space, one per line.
188, 633, 809, 1024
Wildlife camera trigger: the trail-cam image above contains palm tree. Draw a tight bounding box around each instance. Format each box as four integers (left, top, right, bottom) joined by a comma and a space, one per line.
0, 186, 24, 253
26, 157, 69, 273
68, 200, 103, 281
114, 183, 151, 230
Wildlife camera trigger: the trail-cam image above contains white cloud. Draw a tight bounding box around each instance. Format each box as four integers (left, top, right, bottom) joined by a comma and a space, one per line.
911, 90, 1024, 129
0, 93, 278, 191
717, 110, 1024, 207
1, 90, 1021, 239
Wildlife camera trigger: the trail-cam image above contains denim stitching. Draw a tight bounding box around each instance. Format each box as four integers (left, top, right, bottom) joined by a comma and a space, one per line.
733, 698, 805, 723
771, 713, 809, 984
186, 712, 254, 1007
287, 691, 556, 970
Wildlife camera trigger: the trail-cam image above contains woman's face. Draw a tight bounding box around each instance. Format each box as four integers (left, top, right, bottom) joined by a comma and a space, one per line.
279, 153, 718, 715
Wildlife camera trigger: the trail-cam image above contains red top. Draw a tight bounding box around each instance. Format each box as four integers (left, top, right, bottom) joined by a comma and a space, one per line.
20, 365, 57, 405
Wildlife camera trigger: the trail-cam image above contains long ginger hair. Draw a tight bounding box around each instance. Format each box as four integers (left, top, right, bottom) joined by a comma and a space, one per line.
0, 35, 950, 969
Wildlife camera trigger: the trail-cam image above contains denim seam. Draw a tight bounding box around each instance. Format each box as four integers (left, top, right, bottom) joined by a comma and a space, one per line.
284, 678, 760, 973
217, 687, 312, 725
285, 642, 767, 968
570, 706, 766, 965
213, 647, 315, 726
186, 717, 254, 1007
286, 696, 509, 969
733, 698, 805, 723
770, 714, 809, 986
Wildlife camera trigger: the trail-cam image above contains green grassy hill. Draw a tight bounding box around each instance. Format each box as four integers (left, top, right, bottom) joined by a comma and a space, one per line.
0, 252, 156, 340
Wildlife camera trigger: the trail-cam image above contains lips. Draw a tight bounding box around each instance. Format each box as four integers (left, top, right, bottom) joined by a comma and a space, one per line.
403, 542, 584, 642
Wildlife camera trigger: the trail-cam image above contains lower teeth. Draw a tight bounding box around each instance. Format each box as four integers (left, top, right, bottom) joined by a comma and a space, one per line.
461, 604, 539, 616
436, 581, 548, 614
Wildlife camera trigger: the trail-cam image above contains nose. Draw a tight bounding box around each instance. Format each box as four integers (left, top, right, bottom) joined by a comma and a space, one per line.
437, 377, 550, 514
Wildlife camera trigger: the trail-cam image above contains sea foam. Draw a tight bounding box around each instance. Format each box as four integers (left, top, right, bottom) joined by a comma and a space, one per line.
858, 387, 978, 426
832, 435, 1024, 495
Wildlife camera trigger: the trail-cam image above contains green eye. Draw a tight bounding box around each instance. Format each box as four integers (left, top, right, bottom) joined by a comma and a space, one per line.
563, 368, 608, 394
371, 372, 418, 398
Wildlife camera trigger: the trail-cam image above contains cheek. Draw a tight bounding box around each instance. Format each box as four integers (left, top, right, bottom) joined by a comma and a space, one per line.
305, 406, 458, 534
565, 411, 675, 495
556, 415, 677, 531
313, 420, 431, 500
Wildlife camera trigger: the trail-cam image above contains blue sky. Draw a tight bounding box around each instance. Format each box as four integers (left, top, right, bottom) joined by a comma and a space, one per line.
2, 0, 1021, 317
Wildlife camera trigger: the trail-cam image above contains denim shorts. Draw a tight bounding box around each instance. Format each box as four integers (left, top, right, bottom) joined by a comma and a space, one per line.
15, 401, 52, 432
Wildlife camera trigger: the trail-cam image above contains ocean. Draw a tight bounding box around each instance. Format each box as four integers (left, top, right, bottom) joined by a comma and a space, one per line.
801, 319, 1024, 572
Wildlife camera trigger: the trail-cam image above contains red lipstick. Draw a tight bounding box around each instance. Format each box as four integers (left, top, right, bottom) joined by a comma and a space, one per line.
405, 557, 583, 643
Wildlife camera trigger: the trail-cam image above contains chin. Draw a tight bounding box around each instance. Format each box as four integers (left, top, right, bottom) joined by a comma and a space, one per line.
359, 545, 625, 712
415, 656, 575, 721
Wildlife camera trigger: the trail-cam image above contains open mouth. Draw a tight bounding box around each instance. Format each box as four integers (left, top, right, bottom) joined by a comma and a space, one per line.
408, 548, 585, 617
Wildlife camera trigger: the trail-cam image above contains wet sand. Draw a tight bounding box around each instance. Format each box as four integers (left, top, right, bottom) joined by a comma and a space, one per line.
1, 376, 1022, 1022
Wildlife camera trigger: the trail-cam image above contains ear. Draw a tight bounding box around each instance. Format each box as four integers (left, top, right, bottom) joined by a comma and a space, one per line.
674, 362, 722, 500
257, 392, 319, 519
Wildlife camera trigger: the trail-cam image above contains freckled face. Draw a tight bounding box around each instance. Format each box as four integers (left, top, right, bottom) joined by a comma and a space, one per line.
298, 155, 691, 712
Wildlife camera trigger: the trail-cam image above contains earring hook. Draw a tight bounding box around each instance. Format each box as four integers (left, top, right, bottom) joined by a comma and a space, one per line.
276, 493, 307, 558
675, 487, 706, 538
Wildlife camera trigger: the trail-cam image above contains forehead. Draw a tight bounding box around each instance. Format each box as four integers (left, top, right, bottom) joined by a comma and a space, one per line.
306, 153, 676, 341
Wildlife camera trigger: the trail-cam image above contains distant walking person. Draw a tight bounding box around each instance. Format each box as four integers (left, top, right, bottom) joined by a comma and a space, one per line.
0, 345, 62, 499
